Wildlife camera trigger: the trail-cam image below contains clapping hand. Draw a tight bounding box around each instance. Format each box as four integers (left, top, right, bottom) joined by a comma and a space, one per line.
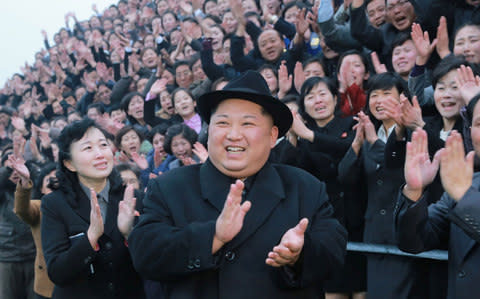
87, 189, 104, 250
402, 129, 441, 201
213, 180, 251, 253
439, 131, 474, 201
266, 218, 308, 267
118, 184, 140, 239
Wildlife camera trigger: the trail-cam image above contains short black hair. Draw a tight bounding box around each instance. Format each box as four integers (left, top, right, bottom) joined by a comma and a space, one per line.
432, 55, 470, 89
163, 123, 198, 155
57, 118, 108, 175
303, 56, 329, 77
365, 72, 408, 121
147, 123, 170, 143
298, 76, 339, 128
120, 92, 144, 113
114, 125, 145, 150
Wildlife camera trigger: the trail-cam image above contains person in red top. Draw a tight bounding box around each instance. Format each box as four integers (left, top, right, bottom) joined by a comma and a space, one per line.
337, 50, 370, 117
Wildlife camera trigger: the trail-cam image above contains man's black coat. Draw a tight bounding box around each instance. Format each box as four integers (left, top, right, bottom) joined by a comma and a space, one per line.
129, 159, 347, 299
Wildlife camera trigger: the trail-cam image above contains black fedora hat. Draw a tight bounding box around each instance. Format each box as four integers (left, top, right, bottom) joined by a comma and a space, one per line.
197, 70, 293, 137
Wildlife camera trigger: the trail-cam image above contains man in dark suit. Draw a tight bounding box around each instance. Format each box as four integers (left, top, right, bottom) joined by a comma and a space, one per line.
394, 95, 480, 299
128, 70, 347, 298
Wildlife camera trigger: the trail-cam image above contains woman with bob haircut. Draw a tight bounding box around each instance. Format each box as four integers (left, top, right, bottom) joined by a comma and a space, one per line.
282, 76, 366, 299
40, 118, 145, 299
339, 72, 429, 298
163, 123, 204, 170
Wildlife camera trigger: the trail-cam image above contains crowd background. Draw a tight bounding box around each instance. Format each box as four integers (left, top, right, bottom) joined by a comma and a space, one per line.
1, 0, 480, 298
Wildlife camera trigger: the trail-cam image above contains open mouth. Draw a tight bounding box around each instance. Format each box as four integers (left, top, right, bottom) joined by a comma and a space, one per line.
441, 102, 456, 108
314, 106, 327, 113
395, 16, 407, 26
396, 61, 408, 68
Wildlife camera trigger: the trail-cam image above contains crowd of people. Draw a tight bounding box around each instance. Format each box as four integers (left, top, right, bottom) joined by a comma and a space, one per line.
1, 0, 480, 298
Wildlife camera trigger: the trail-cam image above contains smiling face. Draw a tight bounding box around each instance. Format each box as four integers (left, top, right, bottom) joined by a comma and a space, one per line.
392, 39, 417, 78
171, 134, 193, 160
64, 127, 114, 186
303, 82, 336, 127
369, 86, 400, 121
258, 30, 284, 63
367, 0, 386, 28
127, 95, 144, 121
120, 129, 141, 157
173, 90, 196, 119
207, 26, 225, 51
454, 25, 480, 64
386, 0, 415, 31
207, 99, 278, 179
434, 70, 462, 121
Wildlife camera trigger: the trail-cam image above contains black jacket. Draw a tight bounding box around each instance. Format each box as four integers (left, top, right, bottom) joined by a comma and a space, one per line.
395, 172, 480, 299
0, 167, 36, 262
41, 170, 145, 299
129, 159, 347, 299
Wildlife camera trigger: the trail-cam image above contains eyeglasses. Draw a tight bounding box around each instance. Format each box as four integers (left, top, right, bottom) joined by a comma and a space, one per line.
387, 0, 410, 12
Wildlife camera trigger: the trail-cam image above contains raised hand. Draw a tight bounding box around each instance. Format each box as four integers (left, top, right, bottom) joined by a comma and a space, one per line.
8, 155, 30, 187
293, 61, 305, 93
266, 218, 308, 267
192, 142, 208, 163
352, 116, 364, 155
290, 111, 314, 142
358, 111, 378, 144
118, 184, 140, 239
435, 16, 450, 59
295, 8, 309, 38
439, 131, 474, 201
130, 152, 149, 170
371, 52, 387, 74
402, 129, 440, 201
277, 61, 292, 99
411, 22, 437, 66
455, 64, 480, 106
213, 180, 251, 253
149, 78, 168, 96
87, 189, 104, 250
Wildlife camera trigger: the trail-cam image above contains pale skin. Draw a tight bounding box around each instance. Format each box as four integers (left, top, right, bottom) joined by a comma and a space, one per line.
402, 129, 473, 202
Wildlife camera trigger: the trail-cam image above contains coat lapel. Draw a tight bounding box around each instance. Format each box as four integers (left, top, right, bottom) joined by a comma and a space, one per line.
228, 163, 285, 249
67, 186, 91, 225
200, 160, 233, 213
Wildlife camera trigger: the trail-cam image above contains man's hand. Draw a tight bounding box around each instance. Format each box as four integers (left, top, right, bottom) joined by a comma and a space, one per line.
213, 180, 251, 253
266, 218, 309, 267
439, 131, 474, 201
403, 129, 440, 201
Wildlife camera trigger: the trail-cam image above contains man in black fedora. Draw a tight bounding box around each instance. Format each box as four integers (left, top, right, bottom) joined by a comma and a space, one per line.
128, 70, 347, 298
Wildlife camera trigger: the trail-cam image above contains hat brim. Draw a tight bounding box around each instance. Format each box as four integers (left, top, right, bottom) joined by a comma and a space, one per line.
198, 90, 293, 137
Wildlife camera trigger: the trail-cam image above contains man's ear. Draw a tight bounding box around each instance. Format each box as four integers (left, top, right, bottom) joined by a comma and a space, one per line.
63, 160, 76, 172
270, 125, 279, 148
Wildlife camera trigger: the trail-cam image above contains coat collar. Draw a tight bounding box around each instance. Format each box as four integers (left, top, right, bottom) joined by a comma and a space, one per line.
200, 159, 286, 249
63, 171, 124, 238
